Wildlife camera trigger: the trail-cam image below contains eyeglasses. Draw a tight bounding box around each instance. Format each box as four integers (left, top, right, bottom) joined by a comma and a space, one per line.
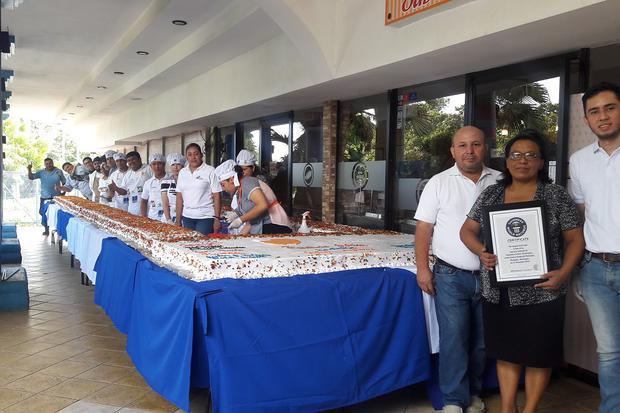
508, 151, 542, 161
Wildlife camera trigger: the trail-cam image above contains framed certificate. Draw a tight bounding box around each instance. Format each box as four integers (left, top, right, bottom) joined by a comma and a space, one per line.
483, 201, 550, 287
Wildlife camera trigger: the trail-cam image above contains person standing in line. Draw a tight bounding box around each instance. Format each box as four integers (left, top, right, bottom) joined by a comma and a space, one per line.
570, 82, 620, 413
88, 156, 102, 202
175, 143, 222, 235
104, 150, 117, 174
160, 153, 185, 224
57, 162, 93, 200
108, 152, 130, 211
27, 157, 66, 235
113, 151, 151, 216
97, 162, 114, 206
415, 126, 501, 413
140, 153, 169, 220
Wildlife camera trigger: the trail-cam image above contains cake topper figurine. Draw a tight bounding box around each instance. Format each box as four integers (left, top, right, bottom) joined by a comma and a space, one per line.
298, 211, 311, 234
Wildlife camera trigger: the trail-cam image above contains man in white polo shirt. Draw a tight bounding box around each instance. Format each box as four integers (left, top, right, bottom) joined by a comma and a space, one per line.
415, 126, 501, 413
140, 153, 169, 221
175, 143, 222, 235
116, 151, 152, 215
570, 82, 620, 413
108, 152, 130, 211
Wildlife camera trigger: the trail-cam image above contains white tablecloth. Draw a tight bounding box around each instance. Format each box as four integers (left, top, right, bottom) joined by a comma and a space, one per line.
45, 203, 60, 230
65, 216, 114, 284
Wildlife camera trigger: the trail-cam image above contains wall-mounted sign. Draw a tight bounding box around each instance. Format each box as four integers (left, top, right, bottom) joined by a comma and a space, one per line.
385, 0, 451, 26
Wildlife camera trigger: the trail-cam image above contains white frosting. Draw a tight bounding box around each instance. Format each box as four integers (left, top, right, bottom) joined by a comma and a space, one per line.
55, 197, 416, 281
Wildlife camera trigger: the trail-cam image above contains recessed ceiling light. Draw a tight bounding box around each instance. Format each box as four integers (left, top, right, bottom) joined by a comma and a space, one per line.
68, 112, 75, 115
113, 71, 125, 75
76, 105, 84, 108
172, 20, 187, 26
85, 96, 94, 100
96, 85, 107, 89
131, 97, 143, 101
136, 51, 149, 56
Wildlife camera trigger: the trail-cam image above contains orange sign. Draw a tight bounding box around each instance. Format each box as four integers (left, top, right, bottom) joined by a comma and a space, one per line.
385, 0, 451, 25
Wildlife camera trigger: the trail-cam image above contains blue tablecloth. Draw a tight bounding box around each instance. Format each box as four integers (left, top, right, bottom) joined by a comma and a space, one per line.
94, 238, 146, 333
92, 236, 431, 412
56, 209, 74, 240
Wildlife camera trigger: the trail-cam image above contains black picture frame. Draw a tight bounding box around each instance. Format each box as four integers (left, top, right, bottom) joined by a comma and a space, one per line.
482, 200, 551, 288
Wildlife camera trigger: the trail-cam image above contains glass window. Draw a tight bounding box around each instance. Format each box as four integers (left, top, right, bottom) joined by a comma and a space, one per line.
337, 94, 388, 229
242, 120, 260, 166
474, 76, 561, 180
260, 117, 290, 213
292, 108, 322, 219
393, 78, 465, 234
218, 125, 235, 165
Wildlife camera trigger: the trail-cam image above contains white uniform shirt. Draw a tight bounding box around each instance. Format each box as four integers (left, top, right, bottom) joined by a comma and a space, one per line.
176, 163, 221, 219
98, 175, 113, 206
65, 167, 93, 200
415, 164, 501, 271
160, 178, 177, 222
121, 165, 152, 215
89, 171, 99, 201
569, 141, 620, 253
110, 169, 129, 211
141, 174, 169, 221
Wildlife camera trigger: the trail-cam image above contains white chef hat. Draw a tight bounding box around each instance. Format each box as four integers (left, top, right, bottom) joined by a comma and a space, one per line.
113, 152, 127, 161
215, 160, 239, 186
105, 150, 116, 159
236, 149, 256, 167
166, 153, 185, 167
148, 153, 165, 164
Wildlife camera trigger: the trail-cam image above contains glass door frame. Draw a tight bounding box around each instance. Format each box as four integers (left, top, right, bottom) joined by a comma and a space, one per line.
465, 51, 588, 185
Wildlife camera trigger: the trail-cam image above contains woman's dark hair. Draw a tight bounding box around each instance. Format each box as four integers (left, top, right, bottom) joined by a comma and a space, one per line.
498, 129, 552, 186
234, 165, 244, 182
185, 142, 202, 153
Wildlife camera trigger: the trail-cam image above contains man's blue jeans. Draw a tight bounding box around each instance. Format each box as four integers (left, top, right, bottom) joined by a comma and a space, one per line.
576, 253, 620, 413
182, 217, 214, 235
434, 262, 485, 408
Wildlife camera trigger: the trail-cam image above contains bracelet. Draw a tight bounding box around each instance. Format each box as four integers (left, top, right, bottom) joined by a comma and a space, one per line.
213, 216, 220, 219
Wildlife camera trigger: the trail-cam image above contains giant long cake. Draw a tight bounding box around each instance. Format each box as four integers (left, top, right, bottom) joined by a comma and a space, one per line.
55, 196, 416, 281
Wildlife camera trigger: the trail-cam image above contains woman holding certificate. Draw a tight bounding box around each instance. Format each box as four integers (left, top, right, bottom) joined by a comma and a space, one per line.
460, 129, 584, 413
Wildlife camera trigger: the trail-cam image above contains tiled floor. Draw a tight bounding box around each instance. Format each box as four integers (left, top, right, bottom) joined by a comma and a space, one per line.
0, 226, 602, 412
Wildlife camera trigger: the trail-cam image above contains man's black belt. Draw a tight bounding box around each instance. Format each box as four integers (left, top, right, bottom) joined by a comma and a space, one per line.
434, 257, 480, 275
589, 251, 620, 263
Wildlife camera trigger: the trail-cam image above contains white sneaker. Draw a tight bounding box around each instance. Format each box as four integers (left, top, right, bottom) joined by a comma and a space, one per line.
465, 395, 486, 413
442, 405, 463, 413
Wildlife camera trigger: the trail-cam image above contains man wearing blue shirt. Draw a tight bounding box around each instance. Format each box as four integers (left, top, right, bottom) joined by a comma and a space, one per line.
27, 158, 66, 235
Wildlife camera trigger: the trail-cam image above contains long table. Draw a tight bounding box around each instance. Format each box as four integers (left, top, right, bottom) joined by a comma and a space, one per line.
52, 205, 440, 412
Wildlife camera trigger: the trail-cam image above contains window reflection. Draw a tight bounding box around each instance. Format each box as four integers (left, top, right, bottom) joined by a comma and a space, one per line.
393, 78, 465, 234
337, 94, 388, 229
292, 108, 323, 219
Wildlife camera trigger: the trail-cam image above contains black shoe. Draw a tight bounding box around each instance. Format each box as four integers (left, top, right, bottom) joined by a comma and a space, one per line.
42, 229, 50, 236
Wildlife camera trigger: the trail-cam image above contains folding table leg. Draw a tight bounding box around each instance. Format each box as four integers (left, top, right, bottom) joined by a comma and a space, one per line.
70, 254, 74, 268
58, 239, 63, 254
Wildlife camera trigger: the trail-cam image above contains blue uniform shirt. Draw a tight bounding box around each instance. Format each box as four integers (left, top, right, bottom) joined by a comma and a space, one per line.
32, 168, 66, 199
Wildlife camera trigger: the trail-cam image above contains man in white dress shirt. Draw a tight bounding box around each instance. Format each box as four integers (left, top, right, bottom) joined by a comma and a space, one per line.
415, 126, 501, 413
570, 82, 620, 413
